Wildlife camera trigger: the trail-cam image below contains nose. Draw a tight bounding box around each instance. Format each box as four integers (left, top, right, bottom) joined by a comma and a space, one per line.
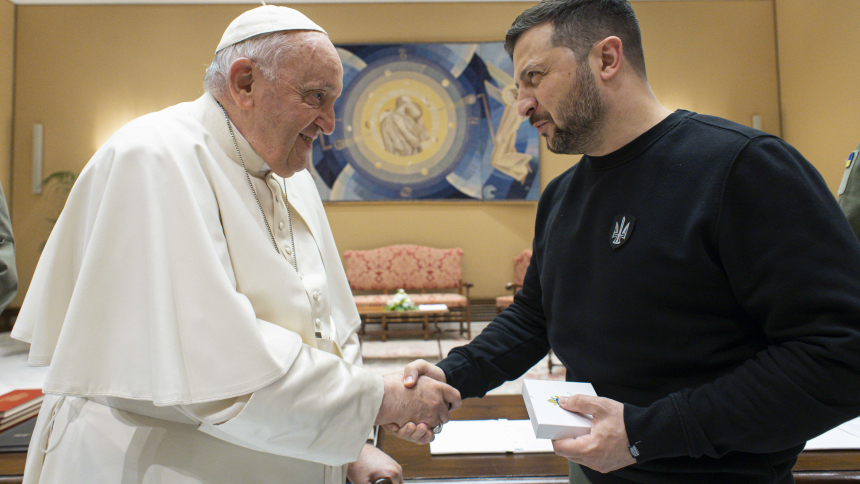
516, 87, 537, 118
318, 104, 336, 135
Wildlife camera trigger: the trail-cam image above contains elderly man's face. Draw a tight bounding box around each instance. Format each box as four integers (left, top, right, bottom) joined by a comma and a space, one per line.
252, 32, 343, 178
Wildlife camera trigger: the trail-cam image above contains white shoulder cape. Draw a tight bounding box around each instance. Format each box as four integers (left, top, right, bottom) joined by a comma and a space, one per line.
12, 96, 361, 406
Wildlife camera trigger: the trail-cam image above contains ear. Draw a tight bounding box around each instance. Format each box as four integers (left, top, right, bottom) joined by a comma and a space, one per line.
227, 58, 256, 111
593, 36, 623, 81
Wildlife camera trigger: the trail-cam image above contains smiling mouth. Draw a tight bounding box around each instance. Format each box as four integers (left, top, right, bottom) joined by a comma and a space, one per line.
300, 134, 313, 143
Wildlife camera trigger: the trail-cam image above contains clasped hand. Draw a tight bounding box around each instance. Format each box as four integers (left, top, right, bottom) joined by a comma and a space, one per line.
380, 359, 452, 444
374, 365, 461, 442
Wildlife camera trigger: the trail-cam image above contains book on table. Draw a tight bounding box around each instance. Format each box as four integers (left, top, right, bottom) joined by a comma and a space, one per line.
0, 405, 40, 432
0, 415, 38, 453
0, 389, 43, 429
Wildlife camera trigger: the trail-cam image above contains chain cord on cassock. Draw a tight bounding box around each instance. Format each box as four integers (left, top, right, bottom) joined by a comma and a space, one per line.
216, 100, 298, 273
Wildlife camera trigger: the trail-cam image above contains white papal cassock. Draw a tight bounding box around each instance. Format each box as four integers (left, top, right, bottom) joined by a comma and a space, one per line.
11, 93, 384, 484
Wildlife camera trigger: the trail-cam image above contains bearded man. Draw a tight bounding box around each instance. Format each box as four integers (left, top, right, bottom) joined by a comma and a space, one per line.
394, 1, 860, 483
11, 6, 460, 484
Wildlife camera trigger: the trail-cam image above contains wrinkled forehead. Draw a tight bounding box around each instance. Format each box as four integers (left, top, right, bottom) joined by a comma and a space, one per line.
283, 32, 343, 82
292, 31, 336, 57
512, 23, 555, 67
511, 25, 558, 89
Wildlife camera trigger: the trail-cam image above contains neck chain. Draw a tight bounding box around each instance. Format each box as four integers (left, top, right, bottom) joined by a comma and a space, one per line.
216, 101, 298, 273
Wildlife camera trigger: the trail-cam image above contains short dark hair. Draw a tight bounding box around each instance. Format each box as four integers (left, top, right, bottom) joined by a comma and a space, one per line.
505, 0, 647, 78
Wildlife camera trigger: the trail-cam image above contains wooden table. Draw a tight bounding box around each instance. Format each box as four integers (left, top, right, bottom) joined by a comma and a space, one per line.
378, 394, 860, 483
358, 305, 449, 342
4, 397, 859, 483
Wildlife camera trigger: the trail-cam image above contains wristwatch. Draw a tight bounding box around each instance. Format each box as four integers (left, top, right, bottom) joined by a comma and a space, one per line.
628, 441, 641, 459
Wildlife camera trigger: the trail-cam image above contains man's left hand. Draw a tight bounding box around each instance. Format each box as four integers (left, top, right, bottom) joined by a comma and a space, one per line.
347, 443, 403, 484
552, 394, 636, 474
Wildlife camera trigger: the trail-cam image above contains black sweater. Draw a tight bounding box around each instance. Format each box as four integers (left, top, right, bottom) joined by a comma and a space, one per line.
438, 111, 860, 484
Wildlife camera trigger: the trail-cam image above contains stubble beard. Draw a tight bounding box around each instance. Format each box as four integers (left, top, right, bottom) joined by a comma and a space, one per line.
544, 61, 606, 155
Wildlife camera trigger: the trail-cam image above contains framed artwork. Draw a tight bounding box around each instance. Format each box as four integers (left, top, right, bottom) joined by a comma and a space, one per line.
310, 42, 541, 201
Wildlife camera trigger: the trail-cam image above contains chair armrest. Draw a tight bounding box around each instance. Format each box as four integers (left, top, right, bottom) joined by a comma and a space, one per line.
505, 282, 523, 294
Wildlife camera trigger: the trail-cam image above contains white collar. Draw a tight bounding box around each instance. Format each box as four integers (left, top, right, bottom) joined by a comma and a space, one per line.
194, 92, 271, 178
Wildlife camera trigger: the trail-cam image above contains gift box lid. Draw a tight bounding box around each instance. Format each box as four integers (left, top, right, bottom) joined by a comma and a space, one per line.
522, 379, 597, 437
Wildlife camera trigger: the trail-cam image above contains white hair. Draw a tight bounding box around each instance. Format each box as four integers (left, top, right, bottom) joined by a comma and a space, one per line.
203, 31, 298, 98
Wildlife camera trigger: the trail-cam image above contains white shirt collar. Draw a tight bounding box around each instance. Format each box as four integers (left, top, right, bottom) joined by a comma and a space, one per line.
194, 92, 271, 178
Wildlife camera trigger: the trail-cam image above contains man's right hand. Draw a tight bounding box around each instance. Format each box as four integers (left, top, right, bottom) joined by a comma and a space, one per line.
401, 359, 447, 387
374, 370, 460, 431
381, 359, 452, 444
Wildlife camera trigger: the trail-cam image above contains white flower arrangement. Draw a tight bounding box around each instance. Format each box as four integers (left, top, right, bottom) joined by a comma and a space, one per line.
385, 288, 418, 311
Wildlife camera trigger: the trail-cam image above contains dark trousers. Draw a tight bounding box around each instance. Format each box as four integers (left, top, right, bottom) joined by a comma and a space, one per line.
569, 462, 593, 484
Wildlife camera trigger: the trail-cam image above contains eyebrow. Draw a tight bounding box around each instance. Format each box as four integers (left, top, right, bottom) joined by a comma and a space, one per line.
516, 63, 540, 88
306, 83, 335, 91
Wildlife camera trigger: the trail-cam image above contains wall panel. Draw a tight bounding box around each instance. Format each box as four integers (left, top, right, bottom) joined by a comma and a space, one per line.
11, 1, 779, 304
776, 0, 860, 194
0, 0, 12, 203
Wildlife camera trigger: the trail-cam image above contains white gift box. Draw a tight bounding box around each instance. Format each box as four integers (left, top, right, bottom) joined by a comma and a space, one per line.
521, 379, 597, 440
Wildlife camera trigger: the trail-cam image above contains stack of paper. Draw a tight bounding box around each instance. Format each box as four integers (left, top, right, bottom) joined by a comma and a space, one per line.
805, 417, 860, 450
429, 419, 554, 455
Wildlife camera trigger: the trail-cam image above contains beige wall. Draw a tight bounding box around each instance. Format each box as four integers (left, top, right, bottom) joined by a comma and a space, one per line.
9, 1, 780, 305
775, 0, 860, 193
0, 0, 12, 203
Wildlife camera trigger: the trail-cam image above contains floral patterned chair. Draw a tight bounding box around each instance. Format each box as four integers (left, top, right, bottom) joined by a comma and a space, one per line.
495, 249, 532, 312
495, 249, 558, 373
343, 245, 473, 338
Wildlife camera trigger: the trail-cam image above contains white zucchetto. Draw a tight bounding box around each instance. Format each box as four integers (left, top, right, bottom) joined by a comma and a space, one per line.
216, 5, 327, 53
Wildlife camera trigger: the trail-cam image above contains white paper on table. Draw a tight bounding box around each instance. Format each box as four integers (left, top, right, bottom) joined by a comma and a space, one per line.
429, 419, 554, 455
837, 416, 860, 439
507, 419, 556, 453
804, 426, 860, 450
418, 304, 447, 311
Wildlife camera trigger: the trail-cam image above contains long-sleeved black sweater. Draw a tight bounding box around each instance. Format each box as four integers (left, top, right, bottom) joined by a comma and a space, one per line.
438, 111, 860, 483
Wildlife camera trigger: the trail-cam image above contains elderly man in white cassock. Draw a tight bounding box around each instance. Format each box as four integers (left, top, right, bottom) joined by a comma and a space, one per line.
10, 6, 460, 484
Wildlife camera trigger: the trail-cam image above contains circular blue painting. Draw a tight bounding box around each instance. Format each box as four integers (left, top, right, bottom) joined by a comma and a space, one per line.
312, 43, 540, 201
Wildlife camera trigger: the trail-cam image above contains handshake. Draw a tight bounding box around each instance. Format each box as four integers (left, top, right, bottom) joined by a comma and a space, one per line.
368, 359, 638, 475
374, 359, 458, 444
